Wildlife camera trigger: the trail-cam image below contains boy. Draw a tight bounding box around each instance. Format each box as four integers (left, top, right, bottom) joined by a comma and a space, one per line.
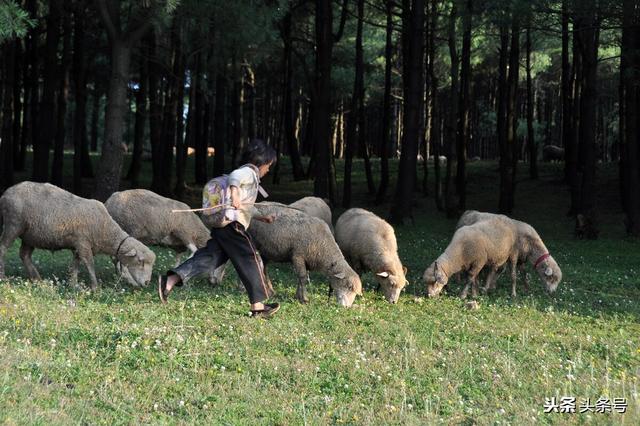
158, 139, 279, 318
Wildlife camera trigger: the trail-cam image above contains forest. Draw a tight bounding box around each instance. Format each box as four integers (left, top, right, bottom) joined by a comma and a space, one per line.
0, 0, 638, 234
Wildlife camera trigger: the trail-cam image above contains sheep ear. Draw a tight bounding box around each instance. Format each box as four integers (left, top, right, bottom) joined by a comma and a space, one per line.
124, 249, 137, 257
402, 265, 408, 275
376, 271, 390, 278
334, 272, 346, 279
545, 267, 553, 277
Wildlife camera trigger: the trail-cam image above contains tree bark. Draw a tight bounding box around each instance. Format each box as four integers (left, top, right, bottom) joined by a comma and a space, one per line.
195, 53, 208, 184
174, 58, 188, 197
312, 0, 335, 201
73, 1, 90, 194
444, 2, 459, 217
33, 0, 62, 182
526, 24, 538, 179
455, 0, 472, 210
561, 0, 573, 183
568, 11, 583, 216
1, 42, 16, 190
343, 0, 365, 208
281, 11, 305, 180
375, 0, 394, 204
428, 0, 442, 210
390, 0, 424, 224
621, 0, 640, 235
576, 0, 600, 238
52, 8, 72, 186
127, 55, 146, 187
93, 0, 159, 200
213, 73, 227, 177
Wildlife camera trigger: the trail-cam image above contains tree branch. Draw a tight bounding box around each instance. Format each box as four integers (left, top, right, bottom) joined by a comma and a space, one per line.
333, 0, 349, 43
95, 0, 118, 41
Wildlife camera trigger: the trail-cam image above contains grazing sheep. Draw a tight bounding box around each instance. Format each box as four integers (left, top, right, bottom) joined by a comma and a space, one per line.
0, 182, 156, 289
105, 189, 224, 285
335, 208, 407, 303
290, 196, 333, 233
424, 219, 519, 299
543, 145, 564, 162
250, 202, 362, 307
455, 210, 562, 296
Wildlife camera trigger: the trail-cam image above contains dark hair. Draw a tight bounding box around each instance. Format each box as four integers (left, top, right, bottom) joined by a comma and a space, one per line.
241, 139, 277, 167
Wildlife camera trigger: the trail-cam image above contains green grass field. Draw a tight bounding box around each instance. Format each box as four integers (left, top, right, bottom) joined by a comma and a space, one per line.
1, 156, 639, 424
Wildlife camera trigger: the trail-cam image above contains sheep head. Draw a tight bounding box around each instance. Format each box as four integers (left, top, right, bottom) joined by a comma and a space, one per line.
116, 238, 156, 287
423, 261, 448, 298
375, 264, 408, 304
329, 267, 362, 307
534, 256, 562, 293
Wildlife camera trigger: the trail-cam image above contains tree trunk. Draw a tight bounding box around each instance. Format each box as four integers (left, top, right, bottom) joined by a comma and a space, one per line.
1, 42, 16, 190
195, 53, 208, 184
376, 0, 394, 204
562, 0, 572, 184
17, 0, 38, 172
90, 89, 100, 153
313, 0, 335, 201
73, 2, 89, 194
390, 0, 424, 224
428, 0, 442, 210
174, 59, 188, 197
230, 56, 243, 169
213, 73, 227, 177
12, 40, 23, 171
33, 0, 62, 182
444, 2, 459, 217
93, 39, 132, 200
568, 13, 583, 216
52, 9, 72, 186
526, 24, 538, 179
455, 0, 472, 210
343, 0, 365, 208
621, 0, 640, 235
576, 0, 600, 238
147, 33, 166, 194
281, 11, 305, 180
127, 56, 146, 187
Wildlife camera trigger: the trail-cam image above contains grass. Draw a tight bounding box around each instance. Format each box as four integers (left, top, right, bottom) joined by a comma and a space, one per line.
1, 155, 639, 424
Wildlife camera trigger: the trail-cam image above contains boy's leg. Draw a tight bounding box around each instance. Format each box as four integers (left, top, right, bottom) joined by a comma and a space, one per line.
214, 223, 270, 305
159, 236, 228, 302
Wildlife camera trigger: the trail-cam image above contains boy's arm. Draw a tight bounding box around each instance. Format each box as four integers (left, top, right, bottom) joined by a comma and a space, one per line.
229, 185, 241, 209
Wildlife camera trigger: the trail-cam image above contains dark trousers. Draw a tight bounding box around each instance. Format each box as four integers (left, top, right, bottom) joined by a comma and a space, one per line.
169, 222, 270, 304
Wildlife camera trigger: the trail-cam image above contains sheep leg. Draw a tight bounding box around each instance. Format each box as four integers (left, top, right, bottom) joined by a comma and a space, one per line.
77, 247, 98, 290
510, 261, 518, 298
68, 251, 82, 286
519, 263, 530, 293
471, 275, 479, 299
0, 222, 22, 279
461, 265, 482, 300
292, 256, 309, 304
209, 262, 227, 287
483, 268, 498, 293
19, 242, 41, 281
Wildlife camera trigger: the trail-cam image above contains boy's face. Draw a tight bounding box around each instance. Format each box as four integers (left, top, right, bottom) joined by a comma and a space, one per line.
258, 162, 272, 178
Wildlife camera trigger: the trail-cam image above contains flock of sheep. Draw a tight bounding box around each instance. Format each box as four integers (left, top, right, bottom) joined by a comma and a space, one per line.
0, 181, 562, 306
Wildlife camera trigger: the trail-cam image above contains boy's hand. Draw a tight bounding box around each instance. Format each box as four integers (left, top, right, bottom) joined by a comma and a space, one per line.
230, 186, 241, 209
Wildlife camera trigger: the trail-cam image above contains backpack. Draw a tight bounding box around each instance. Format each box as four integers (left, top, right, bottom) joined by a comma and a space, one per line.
201, 174, 232, 228
201, 164, 267, 228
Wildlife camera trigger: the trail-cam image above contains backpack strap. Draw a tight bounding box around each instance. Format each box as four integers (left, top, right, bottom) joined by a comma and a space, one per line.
240, 163, 269, 198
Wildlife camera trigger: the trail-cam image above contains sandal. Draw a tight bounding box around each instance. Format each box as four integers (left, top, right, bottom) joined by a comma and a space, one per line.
251, 302, 280, 318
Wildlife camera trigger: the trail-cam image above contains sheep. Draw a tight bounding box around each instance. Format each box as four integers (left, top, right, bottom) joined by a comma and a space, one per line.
454, 210, 562, 296
250, 202, 362, 307
543, 145, 564, 162
0, 182, 156, 289
290, 196, 333, 233
104, 189, 224, 285
424, 219, 519, 299
335, 208, 407, 303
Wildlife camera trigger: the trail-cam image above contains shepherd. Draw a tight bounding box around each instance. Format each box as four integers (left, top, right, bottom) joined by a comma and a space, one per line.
158, 139, 280, 318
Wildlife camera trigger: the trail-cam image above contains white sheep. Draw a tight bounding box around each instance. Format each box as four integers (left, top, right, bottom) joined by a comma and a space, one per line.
0, 182, 156, 289
289, 196, 333, 233
457, 210, 562, 296
335, 208, 407, 303
250, 202, 362, 306
423, 219, 519, 299
105, 189, 224, 285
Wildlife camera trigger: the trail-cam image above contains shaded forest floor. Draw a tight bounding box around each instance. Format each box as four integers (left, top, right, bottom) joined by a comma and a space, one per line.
1, 153, 639, 424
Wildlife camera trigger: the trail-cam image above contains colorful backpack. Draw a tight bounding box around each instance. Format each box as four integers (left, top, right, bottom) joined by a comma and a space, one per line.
201, 174, 232, 228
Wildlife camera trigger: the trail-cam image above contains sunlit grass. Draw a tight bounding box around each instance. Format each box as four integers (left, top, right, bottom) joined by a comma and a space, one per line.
1, 157, 639, 424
